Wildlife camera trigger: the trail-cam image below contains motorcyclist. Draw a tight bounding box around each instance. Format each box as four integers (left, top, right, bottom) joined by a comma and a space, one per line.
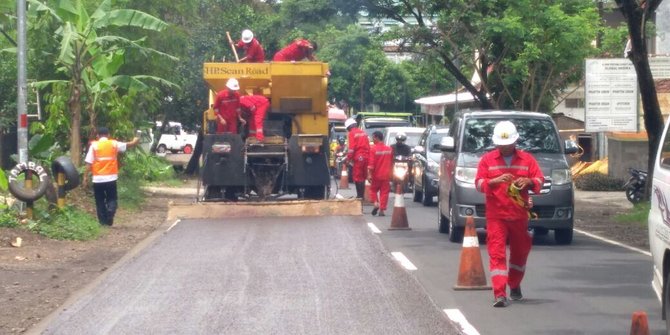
390, 132, 414, 190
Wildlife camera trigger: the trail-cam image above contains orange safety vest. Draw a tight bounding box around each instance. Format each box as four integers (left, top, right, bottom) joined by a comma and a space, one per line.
91, 139, 119, 176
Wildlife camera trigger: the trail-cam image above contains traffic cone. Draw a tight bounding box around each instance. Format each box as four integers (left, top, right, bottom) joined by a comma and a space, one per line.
389, 182, 411, 230
363, 179, 372, 204
453, 216, 491, 290
339, 168, 350, 189
629, 311, 650, 335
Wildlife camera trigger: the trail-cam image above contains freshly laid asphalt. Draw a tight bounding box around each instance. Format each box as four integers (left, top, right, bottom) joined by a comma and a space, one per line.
35, 216, 460, 335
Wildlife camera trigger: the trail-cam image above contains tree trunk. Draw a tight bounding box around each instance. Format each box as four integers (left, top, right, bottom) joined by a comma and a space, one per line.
69, 86, 82, 167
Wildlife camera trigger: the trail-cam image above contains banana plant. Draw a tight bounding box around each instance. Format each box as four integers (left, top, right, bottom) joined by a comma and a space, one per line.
29, 0, 178, 166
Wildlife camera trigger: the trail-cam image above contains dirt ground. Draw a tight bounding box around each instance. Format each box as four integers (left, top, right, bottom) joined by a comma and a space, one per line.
0, 187, 645, 334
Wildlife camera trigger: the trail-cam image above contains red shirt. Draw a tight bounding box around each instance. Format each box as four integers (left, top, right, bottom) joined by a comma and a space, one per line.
272, 39, 314, 61
236, 38, 265, 63
213, 89, 240, 120
475, 148, 544, 221
368, 141, 393, 181
346, 128, 370, 161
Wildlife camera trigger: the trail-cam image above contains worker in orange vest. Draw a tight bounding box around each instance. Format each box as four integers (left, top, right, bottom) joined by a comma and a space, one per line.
84, 127, 140, 226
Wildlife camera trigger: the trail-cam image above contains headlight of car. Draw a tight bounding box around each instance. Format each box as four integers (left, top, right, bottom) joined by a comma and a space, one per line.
551, 169, 572, 185
455, 167, 477, 184
427, 159, 439, 173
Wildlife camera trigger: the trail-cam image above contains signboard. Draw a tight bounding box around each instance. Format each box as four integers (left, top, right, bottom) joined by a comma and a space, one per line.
650, 57, 670, 79
585, 59, 638, 132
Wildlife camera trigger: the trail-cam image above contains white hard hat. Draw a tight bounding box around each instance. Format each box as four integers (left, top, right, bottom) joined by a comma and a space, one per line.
226, 78, 240, 91
344, 118, 357, 129
241, 29, 254, 43
492, 121, 519, 145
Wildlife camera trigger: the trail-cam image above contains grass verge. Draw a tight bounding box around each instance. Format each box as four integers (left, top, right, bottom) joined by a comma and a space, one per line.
615, 201, 649, 227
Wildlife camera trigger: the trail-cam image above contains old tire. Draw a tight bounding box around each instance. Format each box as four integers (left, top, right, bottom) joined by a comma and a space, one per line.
51, 156, 80, 191
183, 144, 193, 154
8, 162, 50, 202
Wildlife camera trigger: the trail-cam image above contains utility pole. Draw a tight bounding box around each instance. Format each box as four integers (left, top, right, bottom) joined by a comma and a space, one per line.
17, 0, 28, 164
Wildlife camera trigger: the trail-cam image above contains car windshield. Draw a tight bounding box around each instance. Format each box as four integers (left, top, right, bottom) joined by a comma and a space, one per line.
387, 131, 423, 147
462, 118, 560, 153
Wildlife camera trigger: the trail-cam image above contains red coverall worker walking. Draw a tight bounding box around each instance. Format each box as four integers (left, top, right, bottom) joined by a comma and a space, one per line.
213, 78, 241, 134
367, 131, 393, 216
236, 29, 265, 63
344, 118, 370, 199
272, 39, 318, 61
475, 121, 544, 308
239, 94, 269, 141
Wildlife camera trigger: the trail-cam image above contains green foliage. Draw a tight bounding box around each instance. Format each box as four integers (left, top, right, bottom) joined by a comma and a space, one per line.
0, 169, 7, 191
615, 201, 650, 226
599, 23, 629, 57
0, 205, 19, 228
120, 150, 174, 183
31, 205, 101, 240
574, 172, 625, 191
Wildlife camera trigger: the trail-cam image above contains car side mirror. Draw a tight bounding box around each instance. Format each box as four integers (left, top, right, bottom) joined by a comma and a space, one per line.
439, 137, 455, 152
564, 140, 578, 155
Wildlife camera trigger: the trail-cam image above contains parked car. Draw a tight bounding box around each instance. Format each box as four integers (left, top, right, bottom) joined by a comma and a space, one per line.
383, 126, 425, 148
413, 125, 450, 206
437, 111, 578, 244
647, 113, 670, 330
155, 122, 197, 154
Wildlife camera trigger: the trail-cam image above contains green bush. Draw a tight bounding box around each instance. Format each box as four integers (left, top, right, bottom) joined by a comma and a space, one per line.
0, 206, 19, 228
31, 205, 101, 240
120, 150, 175, 182
574, 172, 625, 191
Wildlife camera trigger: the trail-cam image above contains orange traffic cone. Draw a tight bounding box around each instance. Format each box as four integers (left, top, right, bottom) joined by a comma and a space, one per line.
363, 180, 372, 204
389, 182, 411, 230
339, 168, 350, 189
629, 311, 650, 335
453, 216, 491, 290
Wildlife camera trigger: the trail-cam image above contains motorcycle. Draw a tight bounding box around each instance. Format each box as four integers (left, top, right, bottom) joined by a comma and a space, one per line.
623, 167, 647, 204
393, 155, 414, 193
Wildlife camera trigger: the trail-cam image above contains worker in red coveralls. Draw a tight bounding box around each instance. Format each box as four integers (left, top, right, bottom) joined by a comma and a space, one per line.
236, 29, 265, 63
239, 94, 269, 141
367, 131, 393, 216
475, 121, 544, 308
272, 38, 318, 61
344, 118, 370, 199
213, 78, 242, 134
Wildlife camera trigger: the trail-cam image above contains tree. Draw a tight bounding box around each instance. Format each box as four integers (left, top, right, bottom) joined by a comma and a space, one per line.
338, 0, 600, 112
615, 0, 664, 197
29, 0, 177, 165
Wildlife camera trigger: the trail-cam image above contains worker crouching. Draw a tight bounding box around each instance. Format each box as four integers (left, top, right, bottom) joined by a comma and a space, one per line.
239, 94, 269, 142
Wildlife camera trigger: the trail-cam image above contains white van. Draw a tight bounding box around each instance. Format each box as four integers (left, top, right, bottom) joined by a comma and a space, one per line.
648, 117, 670, 329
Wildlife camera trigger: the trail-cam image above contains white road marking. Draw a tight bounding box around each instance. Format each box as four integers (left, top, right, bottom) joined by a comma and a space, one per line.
444, 309, 480, 335
167, 219, 181, 232
391, 252, 417, 271
574, 228, 651, 256
367, 222, 382, 234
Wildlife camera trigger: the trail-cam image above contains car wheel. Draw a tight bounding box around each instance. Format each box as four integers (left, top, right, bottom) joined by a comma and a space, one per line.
413, 182, 423, 202
157, 144, 167, 154
448, 203, 464, 243
421, 178, 433, 206
183, 144, 193, 154
554, 228, 573, 245
438, 199, 449, 234
665, 273, 670, 332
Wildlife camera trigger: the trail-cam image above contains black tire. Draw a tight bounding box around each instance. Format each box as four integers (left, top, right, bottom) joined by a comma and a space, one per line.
554, 228, 573, 245
625, 187, 644, 204
413, 182, 423, 202
51, 156, 80, 191
157, 144, 167, 154
438, 200, 449, 234
664, 273, 670, 332
8, 162, 50, 202
421, 179, 433, 206
448, 204, 464, 243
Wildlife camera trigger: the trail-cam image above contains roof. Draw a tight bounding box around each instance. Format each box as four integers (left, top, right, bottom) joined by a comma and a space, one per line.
384, 126, 425, 134
458, 110, 552, 120
414, 92, 477, 106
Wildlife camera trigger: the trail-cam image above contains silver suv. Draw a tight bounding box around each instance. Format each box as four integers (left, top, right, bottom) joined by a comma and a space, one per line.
437, 111, 578, 244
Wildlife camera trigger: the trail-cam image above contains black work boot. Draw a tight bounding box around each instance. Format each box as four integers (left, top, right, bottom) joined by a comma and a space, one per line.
355, 182, 364, 199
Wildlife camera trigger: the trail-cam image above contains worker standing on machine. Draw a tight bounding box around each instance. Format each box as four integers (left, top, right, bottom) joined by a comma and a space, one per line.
344, 118, 370, 199
213, 78, 241, 134
239, 94, 269, 142
236, 29, 265, 63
